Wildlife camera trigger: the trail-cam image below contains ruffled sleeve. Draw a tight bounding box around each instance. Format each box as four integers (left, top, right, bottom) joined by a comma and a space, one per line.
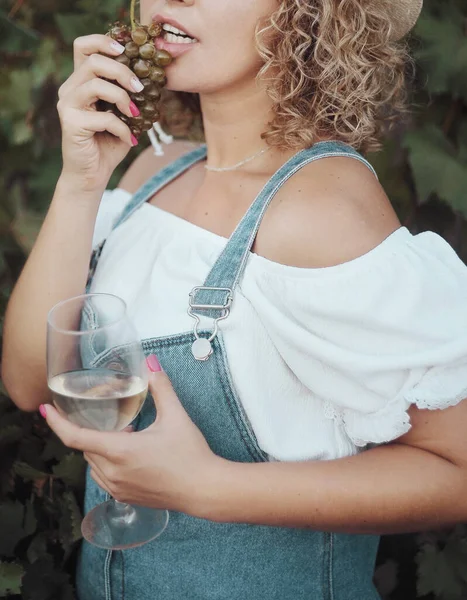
92, 188, 132, 247
242, 227, 467, 447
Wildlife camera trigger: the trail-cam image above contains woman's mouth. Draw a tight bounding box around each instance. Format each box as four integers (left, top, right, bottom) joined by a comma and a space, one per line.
161, 23, 197, 45
154, 19, 199, 57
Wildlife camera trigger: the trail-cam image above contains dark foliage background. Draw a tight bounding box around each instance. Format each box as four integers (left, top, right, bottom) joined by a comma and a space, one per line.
0, 0, 467, 597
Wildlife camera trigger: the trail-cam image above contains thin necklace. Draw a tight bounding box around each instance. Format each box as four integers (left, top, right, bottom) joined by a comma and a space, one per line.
204, 147, 271, 172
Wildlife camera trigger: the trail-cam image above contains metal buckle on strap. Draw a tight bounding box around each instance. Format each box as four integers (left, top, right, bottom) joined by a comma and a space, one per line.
188, 286, 234, 312
188, 286, 234, 361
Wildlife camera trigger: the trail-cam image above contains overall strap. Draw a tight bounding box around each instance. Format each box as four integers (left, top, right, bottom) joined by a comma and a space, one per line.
86, 144, 207, 293
112, 144, 208, 230
190, 141, 376, 309
188, 140, 377, 360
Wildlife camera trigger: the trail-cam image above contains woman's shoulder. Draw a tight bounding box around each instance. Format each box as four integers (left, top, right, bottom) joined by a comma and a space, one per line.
117, 139, 203, 194
256, 152, 401, 269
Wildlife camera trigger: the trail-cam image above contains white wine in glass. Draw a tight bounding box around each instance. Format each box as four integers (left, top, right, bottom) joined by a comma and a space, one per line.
49, 368, 148, 431
47, 293, 169, 550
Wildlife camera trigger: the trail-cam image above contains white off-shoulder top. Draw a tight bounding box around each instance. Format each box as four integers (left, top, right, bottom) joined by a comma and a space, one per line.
90, 188, 467, 462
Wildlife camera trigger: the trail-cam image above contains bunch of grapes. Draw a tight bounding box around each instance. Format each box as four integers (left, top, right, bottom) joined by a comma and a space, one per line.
100, 21, 172, 139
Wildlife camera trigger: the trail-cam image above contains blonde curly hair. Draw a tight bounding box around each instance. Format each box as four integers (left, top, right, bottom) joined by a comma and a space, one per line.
160, 0, 412, 153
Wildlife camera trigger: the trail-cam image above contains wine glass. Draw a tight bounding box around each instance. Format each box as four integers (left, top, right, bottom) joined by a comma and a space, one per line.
47, 293, 169, 550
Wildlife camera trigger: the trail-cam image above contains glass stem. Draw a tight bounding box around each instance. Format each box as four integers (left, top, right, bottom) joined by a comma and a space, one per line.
108, 499, 138, 526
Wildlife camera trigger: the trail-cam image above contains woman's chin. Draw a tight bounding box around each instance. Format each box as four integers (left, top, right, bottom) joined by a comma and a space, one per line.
164, 76, 202, 95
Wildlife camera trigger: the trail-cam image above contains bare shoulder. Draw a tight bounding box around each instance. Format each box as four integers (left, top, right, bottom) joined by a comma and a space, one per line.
117, 139, 203, 194
261, 155, 401, 268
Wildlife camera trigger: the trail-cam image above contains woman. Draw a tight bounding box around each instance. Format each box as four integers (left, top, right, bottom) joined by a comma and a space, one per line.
3, 0, 467, 598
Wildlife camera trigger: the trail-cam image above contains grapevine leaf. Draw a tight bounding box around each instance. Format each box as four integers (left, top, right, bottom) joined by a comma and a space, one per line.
26, 533, 48, 564
0, 10, 40, 52
13, 461, 49, 483
77, 0, 125, 21
52, 453, 86, 489
416, 543, 465, 598
41, 435, 69, 462
444, 535, 467, 586
413, 6, 467, 99
63, 491, 83, 544
404, 125, 467, 217
0, 561, 24, 597
31, 37, 59, 87
0, 502, 25, 557
55, 14, 100, 45
58, 491, 83, 554
0, 70, 33, 117
11, 118, 33, 145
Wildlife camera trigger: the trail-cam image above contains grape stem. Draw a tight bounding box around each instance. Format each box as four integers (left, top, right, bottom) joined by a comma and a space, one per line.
130, 0, 136, 31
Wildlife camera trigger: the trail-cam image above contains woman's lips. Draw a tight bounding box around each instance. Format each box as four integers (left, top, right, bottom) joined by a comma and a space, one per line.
155, 36, 198, 58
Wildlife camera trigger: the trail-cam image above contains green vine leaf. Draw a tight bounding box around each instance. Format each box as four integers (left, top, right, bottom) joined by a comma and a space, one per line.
413, 5, 467, 100
404, 124, 467, 217
55, 13, 101, 44
59, 491, 83, 550
0, 561, 24, 597
65, 491, 83, 543
26, 532, 48, 564
0, 502, 25, 557
416, 541, 466, 599
13, 461, 49, 483
40, 435, 70, 462
52, 453, 86, 489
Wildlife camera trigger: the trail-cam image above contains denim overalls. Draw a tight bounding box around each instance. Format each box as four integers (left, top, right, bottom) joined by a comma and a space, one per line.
77, 141, 381, 600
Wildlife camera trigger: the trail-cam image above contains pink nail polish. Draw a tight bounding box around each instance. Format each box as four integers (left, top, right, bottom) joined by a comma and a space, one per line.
131, 134, 139, 147
147, 355, 162, 372
129, 101, 140, 117
39, 404, 47, 418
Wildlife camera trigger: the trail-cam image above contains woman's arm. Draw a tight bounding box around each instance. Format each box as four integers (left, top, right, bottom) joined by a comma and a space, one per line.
2, 177, 104, 410
202, 401, 467, 533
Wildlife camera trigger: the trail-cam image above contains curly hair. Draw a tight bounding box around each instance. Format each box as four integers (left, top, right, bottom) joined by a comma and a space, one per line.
160, 0, 412, 153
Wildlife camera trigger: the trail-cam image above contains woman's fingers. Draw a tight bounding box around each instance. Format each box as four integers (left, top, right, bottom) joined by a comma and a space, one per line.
73, 34, 126, 69
82, 111, 135, 146
71, 78, 135, 118
59, 53, 143, 102
42, 403, 123, 456
59, 108, 136, 146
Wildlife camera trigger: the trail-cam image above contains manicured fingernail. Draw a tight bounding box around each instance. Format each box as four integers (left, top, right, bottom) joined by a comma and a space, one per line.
129, 101, 140, 117
110, 41, 125, 54
147, 355, 162, 372
39, 404, 47, 418
131, 77, 144, 92
131, 134, 139, 147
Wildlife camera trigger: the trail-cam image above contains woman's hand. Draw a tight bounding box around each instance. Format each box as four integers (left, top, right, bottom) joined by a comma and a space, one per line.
57, 34, 144, 191
41, 359, 221, 516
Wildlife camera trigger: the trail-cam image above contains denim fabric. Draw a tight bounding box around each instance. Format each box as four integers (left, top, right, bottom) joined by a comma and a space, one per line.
76, 141, 381, 600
